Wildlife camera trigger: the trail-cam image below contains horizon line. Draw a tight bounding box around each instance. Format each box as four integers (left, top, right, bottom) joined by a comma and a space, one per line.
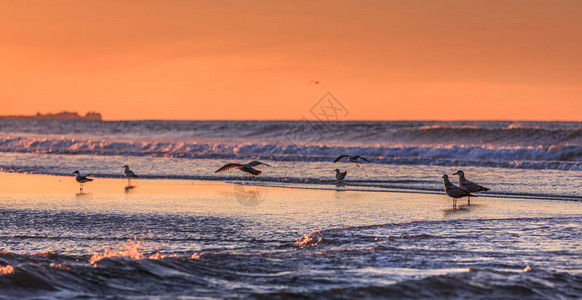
100, 118, 582, 122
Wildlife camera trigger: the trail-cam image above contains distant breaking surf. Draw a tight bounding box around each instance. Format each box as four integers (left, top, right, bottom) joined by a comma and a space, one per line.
0, 136, 580, 170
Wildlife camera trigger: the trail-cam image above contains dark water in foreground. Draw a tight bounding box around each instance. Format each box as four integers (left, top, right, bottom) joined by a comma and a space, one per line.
0, 177, 581, 299
1, 213, 580, 299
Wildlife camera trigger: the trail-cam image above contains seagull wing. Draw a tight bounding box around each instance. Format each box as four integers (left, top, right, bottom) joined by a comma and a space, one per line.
246, 167, 262, 176
127, 170, 138, 177
334, 155, 349, 163
359, 156, 371, 162
84, 173, 92, 178
77, 175, 93, 182
215, 163, 244, 173
461, 180, 489, 192
247, 161, 271, 167
449, 186, 474, 198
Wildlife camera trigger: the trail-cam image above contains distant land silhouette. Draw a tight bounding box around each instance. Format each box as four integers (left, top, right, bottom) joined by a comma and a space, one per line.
0, 111, 102, 121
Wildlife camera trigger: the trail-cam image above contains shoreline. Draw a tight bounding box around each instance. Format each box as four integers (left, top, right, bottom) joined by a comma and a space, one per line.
1, 172, 580, 219
0, 171, 580, 203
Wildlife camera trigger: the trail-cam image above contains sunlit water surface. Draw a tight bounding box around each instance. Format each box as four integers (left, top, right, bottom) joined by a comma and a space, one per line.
0, 174, 580, 299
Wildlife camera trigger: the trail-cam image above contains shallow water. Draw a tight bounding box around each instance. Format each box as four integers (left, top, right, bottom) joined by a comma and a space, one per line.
0, 175, 581, 299
1, 152, 581, 202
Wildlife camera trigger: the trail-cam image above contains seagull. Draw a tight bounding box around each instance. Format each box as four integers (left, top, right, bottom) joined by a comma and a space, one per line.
215, 161, 271, 180
452, 170, 490, 205
73, 170, 93, 191
123, 165, 138, 185
334, 169, 347, 183
333, 155, 370, 167
442, 174, 474, 209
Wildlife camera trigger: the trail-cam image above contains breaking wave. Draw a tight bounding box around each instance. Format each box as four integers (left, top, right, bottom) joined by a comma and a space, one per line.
0, 136, 581, 170
1, 217, 581, 299
1, 120, 581, 147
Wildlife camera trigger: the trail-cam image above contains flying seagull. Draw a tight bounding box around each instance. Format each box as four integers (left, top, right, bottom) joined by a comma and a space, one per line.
215, 161, 271, 180
334, 169, 347, 185
442, 174, 475, 209
333, 155, 370, 167
73, 170, 93, 191
452, 170, 489, 205
123, 165, 138, 185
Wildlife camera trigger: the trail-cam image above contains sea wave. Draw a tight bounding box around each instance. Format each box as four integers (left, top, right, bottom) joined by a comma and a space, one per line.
252, 270, 582, 299
1, 120, 582, 147
1, 217, 580, 299
1, 136, 581, 170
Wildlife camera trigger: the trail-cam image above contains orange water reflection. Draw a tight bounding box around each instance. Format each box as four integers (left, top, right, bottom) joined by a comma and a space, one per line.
0, 172, 580, 227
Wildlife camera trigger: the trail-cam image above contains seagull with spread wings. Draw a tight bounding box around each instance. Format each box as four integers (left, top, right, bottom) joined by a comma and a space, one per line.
215, 161, 271, 180
333, 155, 370, 167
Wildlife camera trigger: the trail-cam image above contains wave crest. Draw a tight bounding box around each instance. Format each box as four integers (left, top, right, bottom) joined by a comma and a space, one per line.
1, 136, 581, 170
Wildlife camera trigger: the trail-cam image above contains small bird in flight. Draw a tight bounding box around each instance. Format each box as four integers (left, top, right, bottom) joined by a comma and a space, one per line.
333, 155, 371, 167
215, 161, 271, 180
123, 165, 138, 185
442, 174, 475, 209
452, 170, 489, 205
72, 170, 93, 191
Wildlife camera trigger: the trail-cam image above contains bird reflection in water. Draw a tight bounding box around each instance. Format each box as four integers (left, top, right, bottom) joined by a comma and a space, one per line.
443, 205, 472, 217
124, 184, 136, 194
233, 184, 268, 207
75, 191, 92, 198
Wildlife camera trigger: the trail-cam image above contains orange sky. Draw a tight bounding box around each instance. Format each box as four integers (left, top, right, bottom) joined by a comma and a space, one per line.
0, 0, 581, 121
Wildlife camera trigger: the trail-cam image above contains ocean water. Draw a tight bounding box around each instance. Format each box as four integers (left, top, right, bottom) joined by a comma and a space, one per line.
0, 120, 581, 199
0, 120, 581, 299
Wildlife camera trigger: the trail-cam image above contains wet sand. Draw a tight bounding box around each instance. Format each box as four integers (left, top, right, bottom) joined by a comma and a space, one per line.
1, 172, 579, 226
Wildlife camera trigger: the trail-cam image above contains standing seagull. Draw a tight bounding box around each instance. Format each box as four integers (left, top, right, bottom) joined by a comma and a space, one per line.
452, 170, 489, 205
123, 165, 138, 185
442, 174, 474, 209
73, 170, 93, 191
215, 161, 271, 180
333, 155, 371, 167
334, 169, 347, 184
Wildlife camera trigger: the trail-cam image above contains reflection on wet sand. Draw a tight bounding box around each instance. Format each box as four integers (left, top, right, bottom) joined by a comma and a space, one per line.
334, 190, 364, 202
233, 184, 269, 207
124, 184, 136, 194
443, 205, 472, 217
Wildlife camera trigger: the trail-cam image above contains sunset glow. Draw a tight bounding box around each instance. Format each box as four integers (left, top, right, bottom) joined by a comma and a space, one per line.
1, 0, 581, 120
